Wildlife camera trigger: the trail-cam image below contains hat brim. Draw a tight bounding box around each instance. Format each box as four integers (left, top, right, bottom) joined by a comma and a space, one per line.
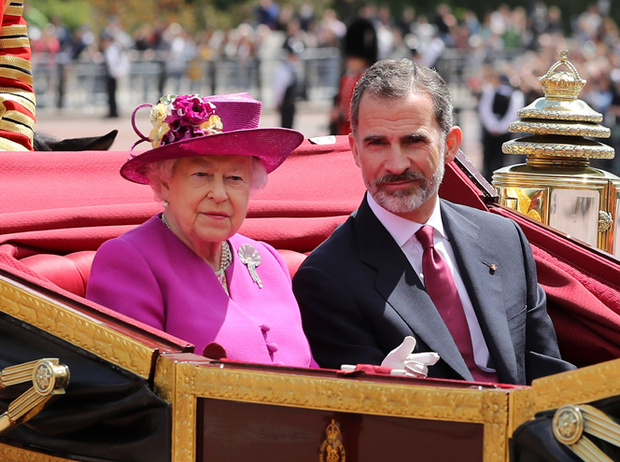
120, 127, 304, 184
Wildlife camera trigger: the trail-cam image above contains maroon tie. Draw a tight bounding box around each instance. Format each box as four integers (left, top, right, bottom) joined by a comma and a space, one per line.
415, 225, 497, 383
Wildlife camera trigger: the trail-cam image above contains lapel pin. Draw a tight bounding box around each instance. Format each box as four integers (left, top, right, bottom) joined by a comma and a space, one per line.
482, 261, 498, 274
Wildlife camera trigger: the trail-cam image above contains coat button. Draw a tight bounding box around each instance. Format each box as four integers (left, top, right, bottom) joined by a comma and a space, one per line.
266, 342, 278, 353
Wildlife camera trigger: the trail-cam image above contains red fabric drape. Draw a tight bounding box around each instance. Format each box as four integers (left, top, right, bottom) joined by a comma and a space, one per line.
491, 207, 620, 367
1, 138, 619, 368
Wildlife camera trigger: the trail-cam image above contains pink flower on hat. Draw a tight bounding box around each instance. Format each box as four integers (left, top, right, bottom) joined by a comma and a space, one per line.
170, 95, 216, 125
125, 92, 304, 184
148, 94, 223, 148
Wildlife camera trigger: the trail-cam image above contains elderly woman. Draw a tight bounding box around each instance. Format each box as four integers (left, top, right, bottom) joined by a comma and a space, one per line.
86, 92, 316, 368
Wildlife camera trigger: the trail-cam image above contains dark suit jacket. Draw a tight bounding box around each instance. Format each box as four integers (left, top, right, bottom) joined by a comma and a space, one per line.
292, 196, 575, 385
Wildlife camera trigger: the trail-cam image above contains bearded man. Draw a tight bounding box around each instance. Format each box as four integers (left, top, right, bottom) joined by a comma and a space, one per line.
292, 59, 575, 385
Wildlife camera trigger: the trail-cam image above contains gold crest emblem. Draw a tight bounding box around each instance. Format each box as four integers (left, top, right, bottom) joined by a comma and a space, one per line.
319, 419, 346, 462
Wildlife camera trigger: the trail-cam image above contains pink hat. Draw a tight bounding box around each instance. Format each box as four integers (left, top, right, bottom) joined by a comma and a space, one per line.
120, 92, 304, 184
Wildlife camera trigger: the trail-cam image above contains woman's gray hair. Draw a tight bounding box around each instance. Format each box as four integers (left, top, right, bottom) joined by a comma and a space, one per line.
144, 156, 268, 202
350, 58, 454, 136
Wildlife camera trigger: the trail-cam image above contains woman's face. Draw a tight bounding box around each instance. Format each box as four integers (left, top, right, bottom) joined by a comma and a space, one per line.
162, 155, 253, 255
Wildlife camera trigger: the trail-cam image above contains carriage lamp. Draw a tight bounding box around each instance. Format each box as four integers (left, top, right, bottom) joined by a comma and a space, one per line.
493, 51, 620, 258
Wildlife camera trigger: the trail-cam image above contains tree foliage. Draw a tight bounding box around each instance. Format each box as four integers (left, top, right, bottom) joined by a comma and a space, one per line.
26, 0, 92, 31
25, 0, 620, 35
28, 0, 253, 33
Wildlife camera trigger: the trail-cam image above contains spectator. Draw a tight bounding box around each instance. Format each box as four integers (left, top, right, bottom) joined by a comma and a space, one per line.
100, 30, 129, 118
255, 0, 280, 30
315, 8, 346, 48
329, 17, 377, 135
477, 65, 524, 179
273, 38, 303, 129
162, 23, 196, 94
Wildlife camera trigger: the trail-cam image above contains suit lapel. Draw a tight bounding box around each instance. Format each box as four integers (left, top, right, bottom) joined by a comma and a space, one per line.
353, 197, 474, 380
441, 201, 518, 381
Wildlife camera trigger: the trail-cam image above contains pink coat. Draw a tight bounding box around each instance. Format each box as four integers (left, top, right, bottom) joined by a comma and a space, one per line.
86, 215, 316, 367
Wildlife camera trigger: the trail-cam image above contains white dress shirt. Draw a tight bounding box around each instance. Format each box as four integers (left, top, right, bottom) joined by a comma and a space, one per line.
367, 193, 495, 372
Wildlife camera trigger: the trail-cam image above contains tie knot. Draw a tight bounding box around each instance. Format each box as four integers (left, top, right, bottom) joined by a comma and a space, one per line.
416, 225, 435, 250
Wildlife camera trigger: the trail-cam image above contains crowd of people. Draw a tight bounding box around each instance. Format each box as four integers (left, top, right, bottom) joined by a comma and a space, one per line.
9, 0, 617, 387
27, 1, 620, 174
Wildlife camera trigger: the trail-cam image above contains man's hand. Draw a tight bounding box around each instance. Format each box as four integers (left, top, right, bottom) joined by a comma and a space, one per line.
381, 336, 440, 378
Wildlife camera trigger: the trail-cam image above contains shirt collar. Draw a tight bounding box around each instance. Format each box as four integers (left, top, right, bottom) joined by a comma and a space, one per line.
366, 192, 446, 247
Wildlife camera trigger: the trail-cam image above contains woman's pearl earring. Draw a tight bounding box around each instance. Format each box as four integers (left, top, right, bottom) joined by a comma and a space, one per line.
164, 201, 169, 207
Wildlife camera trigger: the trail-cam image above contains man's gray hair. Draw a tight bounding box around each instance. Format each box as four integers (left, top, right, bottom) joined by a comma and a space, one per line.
350, 58, 454, 135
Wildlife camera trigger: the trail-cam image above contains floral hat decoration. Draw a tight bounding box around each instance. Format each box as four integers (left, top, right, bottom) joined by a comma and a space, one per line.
120, 92, 304, 184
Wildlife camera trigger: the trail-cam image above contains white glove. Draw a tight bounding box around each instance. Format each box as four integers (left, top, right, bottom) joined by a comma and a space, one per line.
381, 336, 440, 378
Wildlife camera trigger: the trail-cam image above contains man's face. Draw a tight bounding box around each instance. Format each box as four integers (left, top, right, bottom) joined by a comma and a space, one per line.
349, 91, 461, 222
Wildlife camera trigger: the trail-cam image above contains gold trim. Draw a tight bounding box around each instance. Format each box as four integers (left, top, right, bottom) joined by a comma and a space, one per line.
508, 121, 611, 138
0, 275, 155, 379
0, 87, 35, 103
0, 92, 35, 115
0, 36, 30, 50
553, 405, 585, 445
0, 24, 27, 38
319, 419, 346, 462
4, 1, 24, 17
0, 359, 70, 435
0, 443, 78, 462
0, 136, 28, 150
510, 360, 620, 435
0, 55, 31, 71
0, 119, 33, 137
156, 355, 510, 462
502, 139, 615, 159
516, 108, 602, 123
1, 107, 34, 126
0, 24, 29, 50
553, 404, 620, 462
598, 180, 618, 253
0, 55, 32, 87
539, 51, 586, 100
0, 66, 32, 85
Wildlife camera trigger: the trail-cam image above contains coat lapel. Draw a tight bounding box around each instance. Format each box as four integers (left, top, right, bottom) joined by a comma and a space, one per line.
353, 197, 474, 380
441, 201, 518, 382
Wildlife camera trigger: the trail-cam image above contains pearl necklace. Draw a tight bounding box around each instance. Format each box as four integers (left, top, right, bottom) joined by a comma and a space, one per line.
216, 241, 232, 295
161, 213, 232, 295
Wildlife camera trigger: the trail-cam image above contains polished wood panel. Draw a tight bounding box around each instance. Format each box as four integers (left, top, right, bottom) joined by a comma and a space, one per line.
197, 398, 483, 462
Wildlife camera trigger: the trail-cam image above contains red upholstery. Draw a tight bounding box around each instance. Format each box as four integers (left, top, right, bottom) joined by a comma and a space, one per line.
19, 251, 95, 298
16, 248, 307, 298
1, 138, 619, 371
492, 206, 620, 367
0, 137, 364, 254
277, 249, 309, 277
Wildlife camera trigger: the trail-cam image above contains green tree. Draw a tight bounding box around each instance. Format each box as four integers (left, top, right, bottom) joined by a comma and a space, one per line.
27, 0, 92, 31
25, 0, 620, 36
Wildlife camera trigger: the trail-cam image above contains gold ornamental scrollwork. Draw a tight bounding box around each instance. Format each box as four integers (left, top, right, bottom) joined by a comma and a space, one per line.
319, 419, 346, 462
598, 211, 613, 232
552, 404, 620, 461
163, 358, 510, 462
0, 358, 70, 435
0, 276, 155, 379
553, 405, 584, 445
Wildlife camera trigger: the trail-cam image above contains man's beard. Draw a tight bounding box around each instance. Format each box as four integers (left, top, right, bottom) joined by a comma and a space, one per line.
366, 160, 445, 214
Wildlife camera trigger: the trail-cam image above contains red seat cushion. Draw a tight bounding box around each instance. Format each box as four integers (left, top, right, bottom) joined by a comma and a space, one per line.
20, 251, 95, 298
19, 249, 306, 297
277, 249, 308, 277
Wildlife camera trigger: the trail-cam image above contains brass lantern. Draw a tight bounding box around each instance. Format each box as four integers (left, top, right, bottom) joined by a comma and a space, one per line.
493, 51, 619, 258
